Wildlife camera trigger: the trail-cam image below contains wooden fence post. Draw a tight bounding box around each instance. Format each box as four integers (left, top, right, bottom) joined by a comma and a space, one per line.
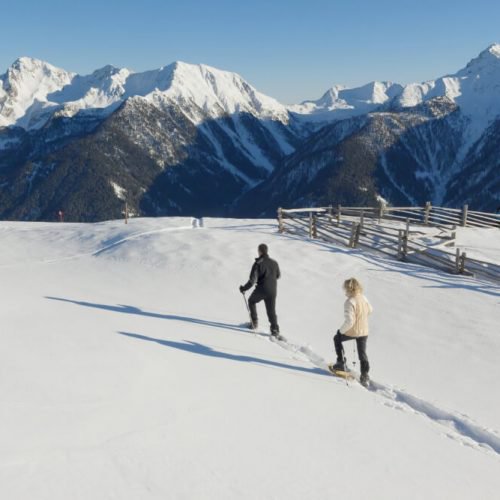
450, 225, 457, 246
124, 202, 129, 224
309, 212, 313, 239
461, 204, 468, 227
354, 223, 361, 247
424, 201, 431, 225
455, 248, 461, 273
312, 214, 318, 238
349, 222, 356, 248
401, 225, 409, 260
337, 204, 342, 226
397, 230, 403, 259
277, 207, 284, 233
360, 210, 365, 229
460, 252, 467, 274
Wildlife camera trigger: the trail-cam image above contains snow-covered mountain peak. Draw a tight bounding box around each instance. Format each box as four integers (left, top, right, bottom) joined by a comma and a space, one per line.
476, 43, 500, 61
90, 64, 128, 80
289, 80, 403, 122
1, 44, 500, 131
459, 43, 500, 76
485, 43, 500, 58
0, 57, 74, 128
9, 56, 64, 74
161, 60, 288, 121
289, 43, 500, 129
0, 58, 289, 129
4, 57, 74, 88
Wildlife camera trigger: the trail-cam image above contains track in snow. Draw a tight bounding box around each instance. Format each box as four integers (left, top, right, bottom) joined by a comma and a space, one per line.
267, 334, 500, 457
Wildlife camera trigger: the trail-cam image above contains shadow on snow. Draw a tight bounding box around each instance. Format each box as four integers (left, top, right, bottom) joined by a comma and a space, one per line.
117, 331, 326, 377
46, 296, 255, 334
45, 296, 327, 378
279, 231, 500, 298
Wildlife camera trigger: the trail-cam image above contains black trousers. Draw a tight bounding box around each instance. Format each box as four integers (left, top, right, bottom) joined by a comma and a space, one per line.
334, 331, 369, 373
249, 289, 279, 333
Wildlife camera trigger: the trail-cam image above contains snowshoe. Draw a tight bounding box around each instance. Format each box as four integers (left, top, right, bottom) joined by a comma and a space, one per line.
243, 321, 258, 331
360, 373, 370, 388
270, 331, 286, 342
327, 362, 354, 380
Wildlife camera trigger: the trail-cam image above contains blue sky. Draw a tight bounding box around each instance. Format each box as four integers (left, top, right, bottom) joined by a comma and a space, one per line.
1, 0, 498, 103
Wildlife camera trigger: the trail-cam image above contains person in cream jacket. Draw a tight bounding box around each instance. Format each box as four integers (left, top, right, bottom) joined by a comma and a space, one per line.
331, 278, 373, 386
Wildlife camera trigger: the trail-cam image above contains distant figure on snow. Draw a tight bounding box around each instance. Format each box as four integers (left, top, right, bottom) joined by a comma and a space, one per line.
331, 278, 373, 387
239, 243, 281, 337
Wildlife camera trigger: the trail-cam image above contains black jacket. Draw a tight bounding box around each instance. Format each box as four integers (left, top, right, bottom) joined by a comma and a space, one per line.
242, 254, 281, 296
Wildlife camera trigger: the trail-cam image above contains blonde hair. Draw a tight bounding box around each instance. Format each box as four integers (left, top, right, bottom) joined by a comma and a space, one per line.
343, 278, 363, 297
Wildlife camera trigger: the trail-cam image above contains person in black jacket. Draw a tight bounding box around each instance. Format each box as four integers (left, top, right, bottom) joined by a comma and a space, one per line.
239, 243, 281, 336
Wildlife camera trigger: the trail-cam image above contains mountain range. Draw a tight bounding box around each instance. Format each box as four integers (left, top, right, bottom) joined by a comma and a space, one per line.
1, 44, 499, 221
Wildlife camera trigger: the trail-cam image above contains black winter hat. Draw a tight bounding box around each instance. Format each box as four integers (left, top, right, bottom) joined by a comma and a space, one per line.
258, 243, 268, 255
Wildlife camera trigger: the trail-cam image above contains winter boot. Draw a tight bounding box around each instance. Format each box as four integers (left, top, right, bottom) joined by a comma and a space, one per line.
360, 373, 370, 387
360, 361, 370, 387
245, 321, 258, 330
270, 327, 285, 341
330, 359, 348, 372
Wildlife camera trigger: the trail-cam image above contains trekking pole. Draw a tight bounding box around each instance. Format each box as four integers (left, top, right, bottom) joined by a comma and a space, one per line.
342, 344, 349, 387
352, 341, 357, 372
241, 291, 253, 330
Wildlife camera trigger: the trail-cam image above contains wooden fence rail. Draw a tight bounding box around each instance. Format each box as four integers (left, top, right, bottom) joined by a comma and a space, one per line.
277, 203, 499, 283
279, 203, 499, 229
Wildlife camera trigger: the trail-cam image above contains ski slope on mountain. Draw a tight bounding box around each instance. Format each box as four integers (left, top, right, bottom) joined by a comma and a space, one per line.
1, 218, 499, 499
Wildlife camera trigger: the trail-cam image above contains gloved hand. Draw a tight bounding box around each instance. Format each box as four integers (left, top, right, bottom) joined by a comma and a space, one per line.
239, 285, 245, 294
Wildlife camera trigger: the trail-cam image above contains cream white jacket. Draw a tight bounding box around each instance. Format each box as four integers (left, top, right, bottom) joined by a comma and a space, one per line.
339, 294, 373, 337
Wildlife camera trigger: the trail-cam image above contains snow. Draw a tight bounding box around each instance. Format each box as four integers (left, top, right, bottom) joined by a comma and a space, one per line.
454, 226, 500, 264
157, 62, 289, 123
0, 59, 289, 131
0, 57, 74, 129
289, 43, 500, 133
110, 181, 127, 201
3, 43, 499, 135
1, 217, 499, 499
196, 122, 258, 186
289, 81, 404, 122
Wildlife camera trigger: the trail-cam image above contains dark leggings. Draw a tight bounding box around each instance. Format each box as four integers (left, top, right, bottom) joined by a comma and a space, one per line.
334, 331, 369, 373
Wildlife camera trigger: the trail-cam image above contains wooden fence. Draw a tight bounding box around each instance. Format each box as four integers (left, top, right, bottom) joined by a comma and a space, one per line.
277, 203, 500, 282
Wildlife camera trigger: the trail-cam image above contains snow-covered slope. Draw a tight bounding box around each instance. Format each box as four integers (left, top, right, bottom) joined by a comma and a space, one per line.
0, 59, 289, 130
289, 81, 404, 121
0, 60, 299, 219
0, 45, 499, 219
0, 57, 74, 129
290, 44, 500, 129
244, 44, 500, 214
4, 44, 500, 131
1, 217, 499, 499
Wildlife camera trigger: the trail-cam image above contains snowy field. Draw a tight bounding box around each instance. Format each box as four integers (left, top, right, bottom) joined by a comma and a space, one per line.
455, 226, 500, 264
1, 217, 499, 499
